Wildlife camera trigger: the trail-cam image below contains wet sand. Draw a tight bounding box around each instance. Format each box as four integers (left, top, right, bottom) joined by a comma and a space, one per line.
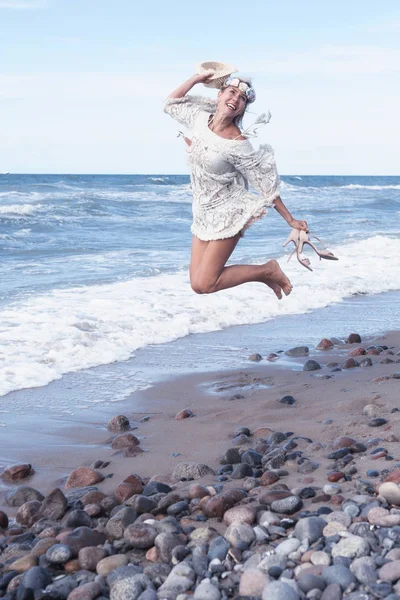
1, 330, 399, 513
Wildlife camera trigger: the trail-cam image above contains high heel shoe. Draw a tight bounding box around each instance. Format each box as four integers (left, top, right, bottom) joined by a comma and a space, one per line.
298, 230, 339, 261
283, 229, 313, 271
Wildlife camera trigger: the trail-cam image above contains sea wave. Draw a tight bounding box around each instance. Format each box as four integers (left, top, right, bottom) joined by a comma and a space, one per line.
0, 204, 42, 215
1, 235, 399, 397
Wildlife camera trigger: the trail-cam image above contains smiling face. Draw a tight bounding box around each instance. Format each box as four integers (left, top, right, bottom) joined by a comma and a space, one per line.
217, 86, 247, 121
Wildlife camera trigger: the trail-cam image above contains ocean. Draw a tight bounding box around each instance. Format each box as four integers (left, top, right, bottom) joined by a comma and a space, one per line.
1, 173, 400, 405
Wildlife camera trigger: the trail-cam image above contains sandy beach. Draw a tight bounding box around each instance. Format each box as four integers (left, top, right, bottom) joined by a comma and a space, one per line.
1, 329, 399, 512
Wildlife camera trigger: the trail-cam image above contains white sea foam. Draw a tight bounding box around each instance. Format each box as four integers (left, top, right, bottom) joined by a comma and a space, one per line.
0, 204, 42, 215
340, 184, 400, 190
0, 235, 399, 397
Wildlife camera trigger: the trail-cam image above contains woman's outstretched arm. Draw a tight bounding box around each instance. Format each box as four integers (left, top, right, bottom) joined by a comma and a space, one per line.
273, 196, 308, 231
168, 73, 213, 99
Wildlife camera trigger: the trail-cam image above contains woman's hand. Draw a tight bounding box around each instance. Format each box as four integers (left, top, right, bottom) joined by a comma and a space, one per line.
192, 71, 215, 84
288, 218, 308, 231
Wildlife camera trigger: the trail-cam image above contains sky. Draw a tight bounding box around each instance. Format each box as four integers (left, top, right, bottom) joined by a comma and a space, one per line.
0, 0, 399, 175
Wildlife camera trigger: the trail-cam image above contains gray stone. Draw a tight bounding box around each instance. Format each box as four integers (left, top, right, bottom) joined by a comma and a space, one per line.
110, 574, 146, 600
320, 583, 342, 600
46, 543, 72, 564
172, 463, 215, 481
62, 509, 92, 528
6, 486, 44, 507
331, 535, 370, 558
224, 523, 256, 550
40, 488, 68, 520
44, 574, 79, 598
106, 506, 138, 540
124, 523, 158, 548
275, 538, 301, 556
322, 564, 356, 590
294, 516, 325, 543
62, 526, 106, 557
303, 360, 322, 372
285, 346, 309, 357
231, 463, 253, 479
143, 481, 172, 496
270, 495, 303, 515
193, 580, 221, 600
298, 573, 326, 593
350, 556, 377, 584
208, 536, 230, 561
155, 533, 183, 563
20, 566, 52, 594
262, 580, 300, 600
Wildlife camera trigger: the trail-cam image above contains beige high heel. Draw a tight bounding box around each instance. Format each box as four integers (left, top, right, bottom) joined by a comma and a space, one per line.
298, 230, 339, 261
283, 229, 313, 271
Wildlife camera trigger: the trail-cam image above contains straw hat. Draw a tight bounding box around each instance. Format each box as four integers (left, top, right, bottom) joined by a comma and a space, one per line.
196, 61, 238, 89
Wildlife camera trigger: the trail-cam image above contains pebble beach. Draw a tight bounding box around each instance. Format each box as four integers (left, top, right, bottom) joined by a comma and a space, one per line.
1, 329, 400, 600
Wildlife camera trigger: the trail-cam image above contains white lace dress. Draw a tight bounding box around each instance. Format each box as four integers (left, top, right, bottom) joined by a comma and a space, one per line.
164, 95, 281, 241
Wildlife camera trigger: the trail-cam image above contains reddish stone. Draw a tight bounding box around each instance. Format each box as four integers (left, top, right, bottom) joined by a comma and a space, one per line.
111, 433, 140, 450
332, 436, 356, 450
64, 559, 81, 573
311, 494, 332, 504
385, 434, 400, 442
327, 471, 345, 482
16, 500, 41, 526
202, 489, 246, 518
107, 415, 130, 432
81, 490, 107, 506
175, 408, 194, 420
267, 353, 280, 361
341, 358, 359, 369
65, 467, 104, 489
371, 451, 388, 460
40, 488, 68, 520
384, 468, 400, 484
1, 464, 34, 482
349, 347, 366, 356
331, 494, 344, 505
367, 348, 381, 355
114, 483, 138, 504
317, 338, 334, 350
347, 333, 362, 344
260, 471, 280, 486
188, 484, 209, 499
84, 503, 102, 517
258, 489, 292, 505
371, 376, 391, 383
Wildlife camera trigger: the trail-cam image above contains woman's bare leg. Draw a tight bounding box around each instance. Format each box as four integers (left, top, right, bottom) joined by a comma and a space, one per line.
190, 235, 292, 297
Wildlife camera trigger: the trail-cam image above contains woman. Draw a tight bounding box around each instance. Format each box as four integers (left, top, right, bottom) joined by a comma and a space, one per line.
164, 72, 308, 299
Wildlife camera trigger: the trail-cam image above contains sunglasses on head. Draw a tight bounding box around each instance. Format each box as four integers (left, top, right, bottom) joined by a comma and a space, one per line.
224, 77, 256, 103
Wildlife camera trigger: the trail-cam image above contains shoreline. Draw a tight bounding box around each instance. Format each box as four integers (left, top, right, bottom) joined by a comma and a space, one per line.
1, 328, 399, 512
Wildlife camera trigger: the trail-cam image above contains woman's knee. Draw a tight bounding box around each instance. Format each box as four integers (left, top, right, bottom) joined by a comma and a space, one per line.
190, 275, 217, 295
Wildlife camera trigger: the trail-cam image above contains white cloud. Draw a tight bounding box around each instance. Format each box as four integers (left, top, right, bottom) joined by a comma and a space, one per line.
0, 0, 46, 8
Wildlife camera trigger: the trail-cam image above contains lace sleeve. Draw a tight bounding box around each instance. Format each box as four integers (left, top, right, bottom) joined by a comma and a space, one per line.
163, 95, 217, 130
227, 142, 280, 207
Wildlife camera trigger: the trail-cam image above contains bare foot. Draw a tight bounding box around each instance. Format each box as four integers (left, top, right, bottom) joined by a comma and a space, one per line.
262, 259, 292, 296
265, 279, 283, 299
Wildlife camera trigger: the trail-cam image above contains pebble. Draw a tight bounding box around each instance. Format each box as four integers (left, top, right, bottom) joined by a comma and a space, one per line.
303, 360, 322, 371
46, 543, 72, 564
279, 395, 296, 405
262, 580, 300, 600
378, 482, 400, 505
369, 417, 388, 427
270, 495, 303, 515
